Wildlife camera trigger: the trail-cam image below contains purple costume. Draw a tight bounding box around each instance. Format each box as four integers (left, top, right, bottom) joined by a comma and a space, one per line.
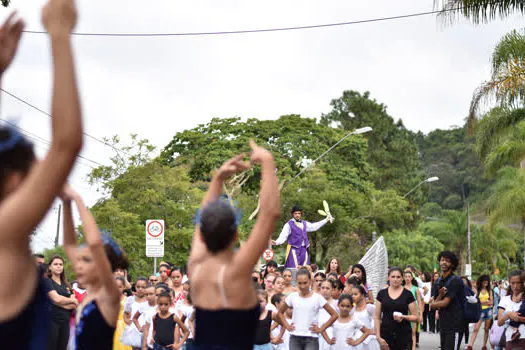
284, 220, 310, 268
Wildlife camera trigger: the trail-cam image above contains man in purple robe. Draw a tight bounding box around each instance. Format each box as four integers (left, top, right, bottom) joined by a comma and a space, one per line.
271, 205, 333, 268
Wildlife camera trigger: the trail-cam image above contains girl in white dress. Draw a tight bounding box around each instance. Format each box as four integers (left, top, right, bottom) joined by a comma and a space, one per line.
319, 280, 339, 350
329, 294, 373, 350
350, 286, 380, 350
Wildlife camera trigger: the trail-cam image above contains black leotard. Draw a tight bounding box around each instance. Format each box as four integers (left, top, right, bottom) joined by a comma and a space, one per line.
0, 273, 51, 349
75, 300, 115, 350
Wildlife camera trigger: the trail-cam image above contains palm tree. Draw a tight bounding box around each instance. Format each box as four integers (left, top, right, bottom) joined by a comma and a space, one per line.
475, 107, 525, 174
486, 166, 525, 267
469, 29, 525, 126
435, 1, 525, 24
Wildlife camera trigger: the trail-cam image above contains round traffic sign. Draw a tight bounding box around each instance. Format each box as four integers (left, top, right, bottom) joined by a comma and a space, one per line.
263, 248, 274, 262
147, 220, 164, 237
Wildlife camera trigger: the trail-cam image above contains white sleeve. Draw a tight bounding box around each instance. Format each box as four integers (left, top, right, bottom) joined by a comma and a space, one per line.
415, 277, 424, 288
286, 293, 295, 307
275, 224, 291, 246
306, 218, 329, 232
318, 294, 328, 308
124, 296, 134, 313
498, 296, 508, 310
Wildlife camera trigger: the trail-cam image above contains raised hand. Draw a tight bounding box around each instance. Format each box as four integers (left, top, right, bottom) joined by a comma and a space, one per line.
249, 140, 273, 164
217, 153, 250, 180
59, 184, 78, 202
42, 0, 77, 36
0, 12, 24, 74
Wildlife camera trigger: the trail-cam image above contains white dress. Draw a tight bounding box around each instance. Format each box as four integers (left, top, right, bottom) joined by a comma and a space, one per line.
333, 318, 365, 350
319, 299, 338, 350
351, 305, 380, 350
271, 317, 291, 350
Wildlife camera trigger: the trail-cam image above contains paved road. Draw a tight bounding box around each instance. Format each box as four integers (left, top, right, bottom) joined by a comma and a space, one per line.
419, 326, 490, 350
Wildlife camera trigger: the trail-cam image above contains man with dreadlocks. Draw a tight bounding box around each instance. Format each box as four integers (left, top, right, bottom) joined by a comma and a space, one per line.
271, 205, 333, 268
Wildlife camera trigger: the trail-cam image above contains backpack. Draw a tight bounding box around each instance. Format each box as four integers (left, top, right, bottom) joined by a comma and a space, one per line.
438, 275, 481, 324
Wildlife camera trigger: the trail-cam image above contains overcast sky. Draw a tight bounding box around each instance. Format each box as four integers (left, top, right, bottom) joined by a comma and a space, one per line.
4, 0, 521, 252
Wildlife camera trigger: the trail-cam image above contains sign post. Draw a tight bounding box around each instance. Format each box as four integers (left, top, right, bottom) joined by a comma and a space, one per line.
146, 220, 165, 274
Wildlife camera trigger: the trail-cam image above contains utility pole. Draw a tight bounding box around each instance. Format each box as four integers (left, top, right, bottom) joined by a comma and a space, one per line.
54, 204, 61, 247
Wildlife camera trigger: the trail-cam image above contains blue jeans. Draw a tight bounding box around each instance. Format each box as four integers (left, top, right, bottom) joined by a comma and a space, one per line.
253, 343, 272, 350
154, 344, 172, 350
290, 335, 319, 350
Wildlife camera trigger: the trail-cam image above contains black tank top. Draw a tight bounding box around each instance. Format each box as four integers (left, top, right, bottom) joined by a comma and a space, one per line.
254, 310, 272, 345
75, 300, 115, 350
0, 273, 51, 350
154, 313, 176, 346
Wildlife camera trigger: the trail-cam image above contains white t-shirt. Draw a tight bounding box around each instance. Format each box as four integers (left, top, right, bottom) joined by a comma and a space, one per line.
422, 282, 432, 304
124, 297, 148, 331
286, 292, 327, 337
499, 295, 525, 340
180, 305, 194, 339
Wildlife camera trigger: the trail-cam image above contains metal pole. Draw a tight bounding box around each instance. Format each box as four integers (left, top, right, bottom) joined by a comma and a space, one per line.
54, 204, 62, 247
467, 201, 471, 266
403, 181, 425, 198
154, 257, 157, 275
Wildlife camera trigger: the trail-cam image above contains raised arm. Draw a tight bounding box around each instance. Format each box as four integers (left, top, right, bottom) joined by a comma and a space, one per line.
305, 218, 329, 232
61, 195, 77, 265
234, 141, 280, 274
0, 0, 82, 244
188, 153, 250, 268
65, 186, 121, 325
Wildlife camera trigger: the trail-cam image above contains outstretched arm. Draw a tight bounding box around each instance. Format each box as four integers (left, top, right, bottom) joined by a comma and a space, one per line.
61, 196, 77, 265
305, 218, 329, 232
235, 141, 280, 275
273, 224, 290, 246
188, 153, 250, 269
0, 0, 82, 247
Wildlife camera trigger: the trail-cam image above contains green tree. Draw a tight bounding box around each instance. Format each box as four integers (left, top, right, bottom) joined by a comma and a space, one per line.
384, 230, 444, 273
434, 0, 525, 24
320, 91, 421, 194
469, 29, 525, 124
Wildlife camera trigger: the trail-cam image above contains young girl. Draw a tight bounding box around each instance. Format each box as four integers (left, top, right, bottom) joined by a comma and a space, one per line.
178, 283, 195, 350
0, 0, 83, 348
329, 294, 373, 350
273, 276, 286, 297
60, 185, 129, 349
403, 270, 422, 350
123, 277, 148, 349
270, 293, 287, 350
351, 286, 380, 350
332, 280, 345, 301
319, 280, 339, 350
113, 277, 131, 350
350, 264, 374, 304
142, 284, 172, 350
467, 274, 493, 350
314, 272, 326, 295
278, 269, 339, 350
188, 141, 280, 349
170, 267, 185, 307
153, 292, 189, 350
132, 285, 156, 338
255, 290, 281, 350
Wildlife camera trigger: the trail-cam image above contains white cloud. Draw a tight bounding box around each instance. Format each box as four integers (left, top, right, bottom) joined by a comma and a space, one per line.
1, 0, 520, 252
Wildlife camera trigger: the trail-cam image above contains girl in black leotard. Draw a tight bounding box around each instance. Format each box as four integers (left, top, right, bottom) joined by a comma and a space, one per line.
0, 1, 83, 349
60, 185, 129, 349
188, 141, 280, 349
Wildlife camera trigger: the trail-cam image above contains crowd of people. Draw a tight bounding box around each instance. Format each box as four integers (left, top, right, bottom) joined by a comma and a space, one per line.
1, 1, 525, 350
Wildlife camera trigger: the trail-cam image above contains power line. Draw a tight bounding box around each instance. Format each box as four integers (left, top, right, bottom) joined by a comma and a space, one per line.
0, 118, 101, 169
1, 89, 132, 157
19, 7, 458, 37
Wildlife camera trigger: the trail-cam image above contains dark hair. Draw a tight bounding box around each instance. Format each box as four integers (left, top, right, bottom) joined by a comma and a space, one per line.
352, 264, 368, 285
33, 253, 45, 259
321, 279, 336, 289
352, 285, 367, 296
155, 284, 170, 294
314, 272, 326, 280
277, 266, 285, 274
327, 272, 339, 280
198, 200, 240, 253
326, 257, 342, 275
388, 267, 403, 276
38, 263, 49, 279
338, 293, 353, 304
461, 276, 472, 288
437, 251, 459, 271
422, 272, 431, 283
334, 279, 344, 291
47, 255, 69, 288
159, 264, 170, 271
310, 264, 319, 273
271, 293, 284, 306
267, 260, 278, 268
103, 243, 129, 272
0, 126, 35, 199
170, 267, 183, 277
257, 289, 268, 301
115, 276, 126, 286
297, 269, 311, 280
346, 276, 361, 287
508, 270, 524, 295
157, 291, 172, 302
476, 274, 491, 292
135, 276, 148, 285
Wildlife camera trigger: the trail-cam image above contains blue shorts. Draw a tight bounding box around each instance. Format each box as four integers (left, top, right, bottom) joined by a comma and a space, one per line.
253, 343, 272, 350
480, 308, 493, 321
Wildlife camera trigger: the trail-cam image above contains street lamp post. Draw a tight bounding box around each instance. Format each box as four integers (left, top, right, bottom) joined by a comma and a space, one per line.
403, 176, 439, 198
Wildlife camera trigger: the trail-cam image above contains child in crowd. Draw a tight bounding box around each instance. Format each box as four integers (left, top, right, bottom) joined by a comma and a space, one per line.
319, 280, 339, 350
329, 294, 373, 350
254, 290, 281, 350
142, 284, 171, 350
152, 292, 189, 350
132, 285, 156, 337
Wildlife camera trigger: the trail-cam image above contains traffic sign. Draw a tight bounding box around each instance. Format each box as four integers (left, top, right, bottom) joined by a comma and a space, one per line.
146, 220, 164, 257
263, 248, 274, 262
